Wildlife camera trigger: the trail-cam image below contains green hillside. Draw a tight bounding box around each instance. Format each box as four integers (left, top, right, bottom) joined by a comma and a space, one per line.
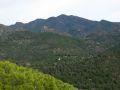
0, 30, 120, 90
0, 31, 91, 63
0, 61, 77, 90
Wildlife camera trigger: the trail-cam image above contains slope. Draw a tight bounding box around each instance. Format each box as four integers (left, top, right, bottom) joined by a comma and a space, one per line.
10, 14, 120, 37
0, 26, 120, 90
0, 61, 77, 90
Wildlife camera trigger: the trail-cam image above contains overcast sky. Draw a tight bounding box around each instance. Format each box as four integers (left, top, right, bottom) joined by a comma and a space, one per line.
0, 0, 120, 25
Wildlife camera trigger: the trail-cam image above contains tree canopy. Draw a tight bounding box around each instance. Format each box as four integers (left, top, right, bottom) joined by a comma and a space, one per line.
0, 61, 77, 90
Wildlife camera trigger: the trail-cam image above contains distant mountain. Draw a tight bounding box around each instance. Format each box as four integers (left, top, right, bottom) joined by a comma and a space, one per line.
0, 24, 13, 41
0, 15, 120, 90
10, 14, 120, 37
0, 24, 12, 33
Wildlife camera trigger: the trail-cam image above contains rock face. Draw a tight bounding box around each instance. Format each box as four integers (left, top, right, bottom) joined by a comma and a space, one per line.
10, 14, 120, 37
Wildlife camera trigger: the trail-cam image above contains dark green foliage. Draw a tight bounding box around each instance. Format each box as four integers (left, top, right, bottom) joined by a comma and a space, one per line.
41, 49, 120, 90
0, 25, 120, 90
0, 61, 77, 90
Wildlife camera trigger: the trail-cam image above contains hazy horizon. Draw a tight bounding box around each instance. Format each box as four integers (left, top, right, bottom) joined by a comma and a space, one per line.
0, 0, 120, 25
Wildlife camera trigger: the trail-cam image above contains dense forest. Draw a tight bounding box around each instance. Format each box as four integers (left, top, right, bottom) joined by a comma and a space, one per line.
0, 61, 77, 90
0, 30, 120, 90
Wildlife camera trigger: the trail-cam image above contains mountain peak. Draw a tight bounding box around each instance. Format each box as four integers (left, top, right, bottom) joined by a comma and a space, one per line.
100, 20, 111, 23
14, 22, 24, 26
58, 14, 68, 17
10, 15, 120, 36
15, 22, 24, 25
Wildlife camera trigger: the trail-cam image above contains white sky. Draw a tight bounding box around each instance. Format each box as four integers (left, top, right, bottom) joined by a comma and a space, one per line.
0, 0, 120, 25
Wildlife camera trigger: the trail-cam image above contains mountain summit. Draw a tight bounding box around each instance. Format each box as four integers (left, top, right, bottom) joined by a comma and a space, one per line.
10, 14, 120, 37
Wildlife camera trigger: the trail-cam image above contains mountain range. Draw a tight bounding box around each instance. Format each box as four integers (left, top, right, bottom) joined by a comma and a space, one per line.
0, 14, 120, 90
10, 14, 120, 37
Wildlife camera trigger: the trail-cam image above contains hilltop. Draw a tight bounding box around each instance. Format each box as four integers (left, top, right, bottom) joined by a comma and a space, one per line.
10, 14, 120, 37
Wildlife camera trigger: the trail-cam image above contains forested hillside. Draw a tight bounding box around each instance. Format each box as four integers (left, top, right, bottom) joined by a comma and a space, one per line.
0, 30, 120, 90
0, 61, 77, 90
0, 15, 120, 90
